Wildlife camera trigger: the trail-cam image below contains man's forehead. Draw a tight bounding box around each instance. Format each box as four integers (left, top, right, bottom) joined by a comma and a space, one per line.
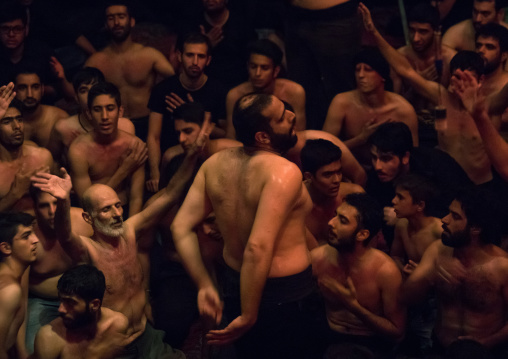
371, 146, 395, 157
336, 202, 357, 220
92, 94, 116, 106
3, 107, 22, 118
15, 224, 33, 236
106, 5, 128, 15
477, 35, 500, 45
473, 0, 496, 11
16, 73, 41, 85
1, 19, 24, 27
175, 119, 200, 130
319, 160, 342, 172
409, 22, 433, 30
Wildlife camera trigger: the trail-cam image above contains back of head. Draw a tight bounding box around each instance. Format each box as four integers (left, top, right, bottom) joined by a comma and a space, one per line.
369, 122, 413, 158
232, 93, 273, 146
407, 2, 440, 29
178, 32, 211, 55
57, 265, 106, 303
87, 81, 121, 109
0, 2, 27, 26
475, 22, 508, 53
247, 39, 283, 67
394, 174, 439, 216
173, 102, 205, 126
450, 51, 485, 76
0, 212, 34, 257
301, 139, 342, 175
72, 67, 106, 93
343, 193, 383, 244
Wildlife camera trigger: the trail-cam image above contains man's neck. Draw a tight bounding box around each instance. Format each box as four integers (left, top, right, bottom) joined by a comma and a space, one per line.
244, 144, 282, 156
412, 43, 437, 62
251, 80, 276, 95
0, 144, 23, 161
306, 183, 339, 207
23, 105, 43, 121
179, 73, 208, 91
0, 258, 28, 281
8, 43, 25, 64
92, 232, 122, 248
358, 88, 387, 108
110, 36, 134, 53
339, 245, 370, 269
406, 213, 435, 232
483, 65, 506, 88
205, 8, 229, 27
92, 129, 119, 145
34, 220, 55, 241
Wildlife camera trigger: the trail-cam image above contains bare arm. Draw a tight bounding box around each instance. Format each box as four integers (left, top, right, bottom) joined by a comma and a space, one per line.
105, 138, 147, 193
322, 94, 347, 138
402, 241, 439, 304
32, 325, 61, 359
391, 222, 407, 273
68, 142, 92, 200
0, 283, 21, 359
225, 89, 239, 139
146, 112, 163, 192
127, 161, 145, 216
291, 85, 307, 131
152, 49, 175, 78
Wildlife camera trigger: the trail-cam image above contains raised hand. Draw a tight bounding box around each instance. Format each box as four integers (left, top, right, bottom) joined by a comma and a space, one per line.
31, 167, 72, 200
119, 139, 148, 173
189, 111, 214, 154
450, 69, 486, 117
358, 2, 377, 34
49, 56, 66, 80
0, 82, 16, 119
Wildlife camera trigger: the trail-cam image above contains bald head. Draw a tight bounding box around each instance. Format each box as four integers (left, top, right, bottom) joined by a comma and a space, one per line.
82, 184, 118, 215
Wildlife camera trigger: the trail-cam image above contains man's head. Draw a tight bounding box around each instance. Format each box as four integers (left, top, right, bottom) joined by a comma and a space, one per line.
178, 32, 211, 79
57, 265, 106, 329
392, 174, 438, 219
82, 184, 124, 238
441, 188, 501, 247
14, 69, 43, 113
73, 67, 106, 111
0, 212, 37, 263
105, 1, 134, 43
328, 193, 382, 252
369, 122, 413, 183
174, 102, 205, 152
301, 139, 343, 197
475, 23, 508, 74
472, 0, 504, 30
353, 48, 391, 93
407, 3, 440, 53
0, 2, 28, 51
450, 51, 485, 84
233, 93, 297, 153
30, 187, 57, 230
0, 99, 24, 150
247, 39, 282, 91
202, 0, 228, 15
87, 82, 121, 136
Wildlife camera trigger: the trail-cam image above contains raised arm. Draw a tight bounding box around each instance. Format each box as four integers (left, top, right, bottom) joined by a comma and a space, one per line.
225, 89, 239, 139
359, 2, 442, 104
146, 111, 163, 192
68, 142, 92, 200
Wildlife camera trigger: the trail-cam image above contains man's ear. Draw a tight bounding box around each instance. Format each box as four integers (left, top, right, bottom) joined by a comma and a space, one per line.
0, 242, 12, 256
82, 212, 93, 225
416, 200, 425, 213
273, 66, 281, 79
89, 298, 101, 313
401, 151, 410, 166
303, 171, 313, 181
130, 16, 135, 28
355, 229, 370, 243
254, 131, 270, 145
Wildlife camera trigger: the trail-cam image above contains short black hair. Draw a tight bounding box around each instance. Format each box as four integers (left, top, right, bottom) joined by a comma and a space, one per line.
394, 174, 439, 216
87, 82, 121, 109
232, 93, 273, 146
57, 265, 106, 303
343, 193, 383, 245
173, 102, 205, 126
369, 122, 413, 158
178, 32, 211, 55
0, 212, 34, 251
7, 98, 24, 114
14, 67, 44, 85
0, 2, 27, 26
105, 0, 133, 17
247, 39, 283, 67
407, 2, 440, 29
301, 139, 342, 175
476, 23, 508, 53
475, 0, 504, 12
72, 67, 105, 93
450, 51, 485, 77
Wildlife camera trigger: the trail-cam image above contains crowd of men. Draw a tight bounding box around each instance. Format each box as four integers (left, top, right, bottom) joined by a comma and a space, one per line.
2, 0, 508, 358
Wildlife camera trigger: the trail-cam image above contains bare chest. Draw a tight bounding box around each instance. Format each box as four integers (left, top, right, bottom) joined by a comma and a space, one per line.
31, 238, 74, 277
344, 105, 398, 137
85, 143, 128, 183
92, 52, 155, 88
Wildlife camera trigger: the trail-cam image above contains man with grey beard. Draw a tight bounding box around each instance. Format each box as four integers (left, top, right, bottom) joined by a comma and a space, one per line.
30, 114, 212, 358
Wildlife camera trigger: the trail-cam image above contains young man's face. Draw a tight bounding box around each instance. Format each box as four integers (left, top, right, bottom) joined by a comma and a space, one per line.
308, 160, 342, 198
89, 94, 120, 135
0, 19, 26, 50
472, 0, 500, 29
0, 107, 24, 149
76, 81, 98, 111
327, 202, 359, 252
105, 5, 133, 42
58, 293, 95, 329
248, 54, 279, 91
180, 43, 210, 79
15, 73, 43, 112
392, 187, 419, 218
263, 98, 297, 153
476, 35, 506, 74
441, 199, 470, 248
355, 63, 385, 93
409, 22, 434, 53
35, 192, 58, 229
371, 146, 407, 183
174, 119, 201, 152
7, 224, 38, 264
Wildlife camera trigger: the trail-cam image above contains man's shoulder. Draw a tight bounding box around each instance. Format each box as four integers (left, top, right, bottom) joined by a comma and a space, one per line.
227, 82, 251, 100
42, 104, 69, 119
100, 307, 129, 333
54, 115, 79, 132
23, 144, 52, 160
275, 78, 305, 95
445, 19, 473, 33
0, 275, 21, 304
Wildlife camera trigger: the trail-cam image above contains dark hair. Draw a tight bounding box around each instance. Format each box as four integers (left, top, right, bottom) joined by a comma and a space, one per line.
14, 67, 44, 85
476, 0, 504, 12
454, 188, 502, 245
178, 32, 211, 55
394, 174, 439, 216
407, 2, 440, 29
369, 122, 413, 158
247, 39, 283, 67
173, 102, 205, 126
57, 265, 106, 303
476, 23, 508, 53
105, 0, 133, 17
0, 212, 34, 248
87, 82, 121, 109
232, 93, 273, 146
301, 139, 342, 175
450, 51, 485, 77
343, 193, 383, 245
7, 98, 24, 114
72, 67, 105, 93
0, 2, 27, 26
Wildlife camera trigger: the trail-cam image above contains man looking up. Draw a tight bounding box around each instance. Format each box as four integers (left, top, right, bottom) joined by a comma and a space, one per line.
32, 265, 130, 359
68, 82, 146, 217
226, 39, 306, 139
311, 193, 405, 358
85, 0, 175, 140
301, 139, 364, 248
171, 93, 315, 359
0, 212, 39, 358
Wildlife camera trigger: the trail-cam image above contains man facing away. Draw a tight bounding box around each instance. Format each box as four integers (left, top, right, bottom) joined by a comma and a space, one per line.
171, 93, 315, 359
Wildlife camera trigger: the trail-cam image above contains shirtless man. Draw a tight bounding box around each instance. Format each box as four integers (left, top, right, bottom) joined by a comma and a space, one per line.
0, 212, 39, 359
171, 93, 315, 359
48, 67, 136, 167
0, 97, 53, 213
14, 70, 68, 148
301, 139, 364, 248
360, 3, 493, 185
32, 265, 130, 359
68, 82, 146, 217
226, 39, 306, 139
322, 47, 418, 166
442, 0, 508, 52
311, 193, 405, 358
84, 1, 175, 139
25, 187, 93, 353
30, 126, 210, 357
403, 188, 508, 355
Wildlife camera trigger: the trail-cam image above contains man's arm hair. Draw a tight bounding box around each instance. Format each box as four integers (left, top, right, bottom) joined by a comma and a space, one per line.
0, 283, 22, 359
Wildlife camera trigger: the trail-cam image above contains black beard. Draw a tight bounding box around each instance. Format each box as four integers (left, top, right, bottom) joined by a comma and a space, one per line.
268, 130, 298, 154
441, 226, 471, 248
62, 308, 94, 330
483, 60, 501, 75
